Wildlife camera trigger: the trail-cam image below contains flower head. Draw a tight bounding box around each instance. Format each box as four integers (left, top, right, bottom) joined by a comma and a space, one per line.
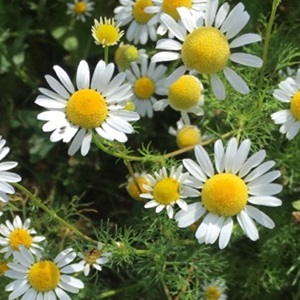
145, 0, 206, 36
0, 137, 21, 204
152, 0, 263, 100
126, 172, 150, 200
5, 246, 84, 299
153, 66, 204, 121
92, 17, 124, 47
271, 68, 300, 140
114, 0, 157, 45
140, 165, 199, 218
35, 60, 139, 156
126, 58, 167, 117
169, 118, 201, 149
78, 242, 111, 276
0, 215, 45, 259
200, 279, 227, 300
175, 138, 282, 249
0, 260, 9, 275
67, 0, 94, 22
115, 43, 148, 71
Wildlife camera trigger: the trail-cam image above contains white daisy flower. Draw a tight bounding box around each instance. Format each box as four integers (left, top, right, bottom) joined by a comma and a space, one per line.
35, 60, 139, 156
114, 0, 157, 45
200, 279, 227, 300
0, 136, 21, 204
153, 66, 204, 122
175, 138, 282, 249
145, 0, 206, 36
126, 58, 167, 118
168, 118, 201, 149
0, 215, 45, 259
152, 0, 263, 100
91, 17, 124, 47
66, 0, 94, 22
140, 165, 200, 218
5, 246, 84, 300
78, 242, 111, 276
271, 68, 300, 140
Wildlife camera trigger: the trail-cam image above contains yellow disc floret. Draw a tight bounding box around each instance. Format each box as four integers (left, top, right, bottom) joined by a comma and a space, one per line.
176, 126, 201, 148
9, 229, 32, 250
153, 178, 180, 205
162, 0, 192, 20
202, 173, 248, 217
168, 75, 202, 110
92, 18, 123, 47
134, 77, 155, 99
0, 262, 9, 275
84, 248, 101, 264
28, 261, 60, 292
290, 91, 300, 121
181, 27, 230, 74
133, 0, 154, 23
73, 1, 87, 14
127, 175, 149, 200
204, 285, 222, 300
66, 89, 108, 129
115, 44, 139, 71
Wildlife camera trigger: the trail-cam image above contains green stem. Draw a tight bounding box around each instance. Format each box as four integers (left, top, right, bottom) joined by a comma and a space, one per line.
104, 46, 109, 64
13, 183, 96, 244
98, 283, 142, 298
258, 0, 281, 93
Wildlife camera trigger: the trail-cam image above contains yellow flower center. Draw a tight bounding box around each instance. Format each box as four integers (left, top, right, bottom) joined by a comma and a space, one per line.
133, 0, 154, 24
28, 261, 60, 292
181, 27, 230, 74
204, 285, 222, 300
94, 20, 121, 46
115, 45, 139, 71
290, 91, 300, 121
124, 100, 136, 111
127, 176, 149, 200
73, 1, 87, 14
168, 75, 202, 110
66, 89, 108, 129
134, 77, 155, 99
153, 178, 180, 205
9, 229, 32, 250
202, 173, 248, 217
162, 0, 192, 21
84, 248, 101, 264
176, 126, 201, 148
0, 262, 9, 275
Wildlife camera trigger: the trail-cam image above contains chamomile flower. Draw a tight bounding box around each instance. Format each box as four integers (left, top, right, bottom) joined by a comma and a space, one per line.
35, 60, 139, 156
78, 242, 111, 276
92, 17, 124, 47
271, 68, 300, 140
126, 58, 167, 117
200, 279, 227, 300
153, 66, 204, 122
175, 138, 282, 249
66, 0, 94, 22
114, 0, 157, 45
126, 171, 150, 200
152, 0, 263, 100
145, 0, 206, 36
169, 118, 201, 149
5, 246, 84, 300
115, 43, 148, 71
0, 260, 9, 275
0, 136, 21, 204
0, 215, 45, 259
140, 165, 199, 218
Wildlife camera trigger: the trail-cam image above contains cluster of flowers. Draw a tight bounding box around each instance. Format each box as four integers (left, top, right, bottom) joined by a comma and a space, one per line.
0, 142, 110, 298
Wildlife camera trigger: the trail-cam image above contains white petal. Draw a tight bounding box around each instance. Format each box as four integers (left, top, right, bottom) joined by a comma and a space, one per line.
175, 203, 206, 227
245, 205, 275, 229
237, 210, 259, 241
230, 53, 263, 68
151, 51, 181, 63
183, 159, 207, 182
224, 137, 238, 172
214, 139, 225, 173
218, 218, 233, 249
224, 67, 249, 94
53, 65, 75, 94
156, 39, 182, 51
246, 170, 281, 188
215, 3, 230, 28
161, 13, 186, 41
244, 161, 275, 182
239, 150, 266, 178
76, 60, 90, 89
230, 33, 262, 48
248, 196, 282, 207
211, 74, 226, 100
205, 0, 218, 26
231, 139, 251, 174
194, 145, 214, 177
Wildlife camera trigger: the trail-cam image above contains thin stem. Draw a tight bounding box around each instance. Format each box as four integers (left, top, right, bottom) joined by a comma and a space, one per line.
98, 283, 142, 298
125, 160, 143, 195
13, 183, 97, 244
104, 46, 109, 64
258, 0, 281, 93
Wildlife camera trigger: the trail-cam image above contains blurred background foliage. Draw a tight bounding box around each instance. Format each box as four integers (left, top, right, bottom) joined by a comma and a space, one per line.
0, 0, 300, 299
